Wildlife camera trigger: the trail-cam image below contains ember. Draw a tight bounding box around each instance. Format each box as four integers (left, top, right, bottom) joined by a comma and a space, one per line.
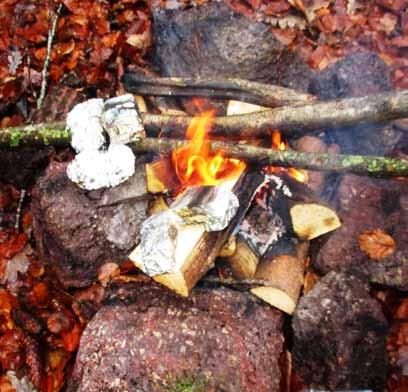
172, 110, 245, 186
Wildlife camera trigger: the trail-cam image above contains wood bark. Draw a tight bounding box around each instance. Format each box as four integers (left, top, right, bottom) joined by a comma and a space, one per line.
122, 74, 315, 108
250, 242, 309, 315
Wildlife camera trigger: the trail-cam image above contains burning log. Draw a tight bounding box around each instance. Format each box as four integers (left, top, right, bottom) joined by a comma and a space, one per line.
250, 242, 309, 315
226, 176, 293, 279
129, 170, 264, 296
1, 125, 407, 177
122, 74, 315, 108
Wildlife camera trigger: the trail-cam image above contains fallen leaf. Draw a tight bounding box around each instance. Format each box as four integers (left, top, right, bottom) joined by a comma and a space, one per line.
98, 262, 120, 287
358, 229, 396, 260
61, 323, 82, 352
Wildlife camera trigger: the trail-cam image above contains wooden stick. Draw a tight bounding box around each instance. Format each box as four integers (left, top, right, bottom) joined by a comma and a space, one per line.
0, 124, 406, 176
3, 89, 408, 139
142, 90, 408, 137
122, 74, 315, 108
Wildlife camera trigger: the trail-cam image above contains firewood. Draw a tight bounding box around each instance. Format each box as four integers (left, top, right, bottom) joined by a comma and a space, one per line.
228, 239, 260, 279
250, 242, 308, 315
145, 156, 180, 194
226, 176, 292, 278
122, 74, 315, 108
290, 203, 341, 240
129, 171, 264, 296
2, 125, 407, 177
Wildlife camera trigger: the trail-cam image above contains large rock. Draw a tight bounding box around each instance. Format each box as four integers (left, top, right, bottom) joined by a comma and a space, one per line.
67, 284, 284, 392
151, 2, 311, 91
293, 271, 388, 391
32, 160, 150, 288
308, 52, 401, 155
313, 175, 408, 290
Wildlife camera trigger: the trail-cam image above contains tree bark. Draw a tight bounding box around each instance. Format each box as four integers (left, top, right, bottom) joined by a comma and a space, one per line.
122, 74, 315, 108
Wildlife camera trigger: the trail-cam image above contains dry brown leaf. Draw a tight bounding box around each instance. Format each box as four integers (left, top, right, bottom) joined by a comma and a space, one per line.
98, 262, 121, 287
358, 229, 396, 260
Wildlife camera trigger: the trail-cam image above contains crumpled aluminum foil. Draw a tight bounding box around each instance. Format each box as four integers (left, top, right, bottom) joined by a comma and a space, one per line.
138, 209, 184, 276
172, 185, 239, 231
102, 94, 145, 145
67, 98, 105, 153
67, 144, 135, 190
138, 184, 239, 276
66, 95, 143, 190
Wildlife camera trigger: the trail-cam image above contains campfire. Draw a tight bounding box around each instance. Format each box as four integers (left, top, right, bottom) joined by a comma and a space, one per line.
0, 1, 407, 392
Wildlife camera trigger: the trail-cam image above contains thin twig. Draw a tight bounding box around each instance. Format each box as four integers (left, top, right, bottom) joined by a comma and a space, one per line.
37, 3, 62, 109
14, 189, 26, 232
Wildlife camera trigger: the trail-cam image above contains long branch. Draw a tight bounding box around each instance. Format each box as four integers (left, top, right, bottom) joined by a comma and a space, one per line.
122, 74, 315, 107
142, 90, 408, 137
2, 90, 408, 141
0, 125, 405, 176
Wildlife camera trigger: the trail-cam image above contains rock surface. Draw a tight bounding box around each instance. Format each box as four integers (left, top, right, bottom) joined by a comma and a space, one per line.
308, 51, 401, 155
32, 159, 150, 288
151, 2, 311, 91
67, 284, 284, 392
293, 271, 388, 391
313, 175, 408, 290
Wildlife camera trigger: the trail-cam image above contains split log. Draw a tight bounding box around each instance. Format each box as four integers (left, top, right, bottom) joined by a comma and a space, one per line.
293, 271, 388, 391
290, 203, 341, 240
122, 74, 315, 108
129, 170, 265, 296
250, 242, 309, 315
227, 177, 292, 279
1, 123, 407, 177
145, 156, 180, 194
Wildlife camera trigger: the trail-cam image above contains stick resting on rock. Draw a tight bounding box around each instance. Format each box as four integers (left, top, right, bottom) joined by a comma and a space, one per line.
142, 90, 408, 138
121, 74, 315, 108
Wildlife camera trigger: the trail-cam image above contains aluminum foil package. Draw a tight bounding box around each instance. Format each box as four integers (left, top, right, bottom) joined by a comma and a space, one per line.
102, 94, 145, 145
67, 98, 105, 153
67, 144, 136, 190
172, 185, 239, 231
66, 95, 144, 190
138, 209, 185, 276
138, 184, 239, 276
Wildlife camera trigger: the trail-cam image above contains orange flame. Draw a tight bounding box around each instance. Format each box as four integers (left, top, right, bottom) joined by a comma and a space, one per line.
172, 111, 246, 186
268, 130, 308, 183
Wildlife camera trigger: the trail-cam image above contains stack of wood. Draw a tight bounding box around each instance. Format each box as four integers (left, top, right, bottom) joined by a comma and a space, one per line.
128, 101, 341, 315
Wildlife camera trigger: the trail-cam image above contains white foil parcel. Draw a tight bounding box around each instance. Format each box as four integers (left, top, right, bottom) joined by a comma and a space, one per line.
66, 95, 144, 190
138, 185, 239, 276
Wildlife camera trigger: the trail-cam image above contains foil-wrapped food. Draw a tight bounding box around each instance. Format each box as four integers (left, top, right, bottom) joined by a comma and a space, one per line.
138, 185, 239, 276
66, 95, 144, 190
